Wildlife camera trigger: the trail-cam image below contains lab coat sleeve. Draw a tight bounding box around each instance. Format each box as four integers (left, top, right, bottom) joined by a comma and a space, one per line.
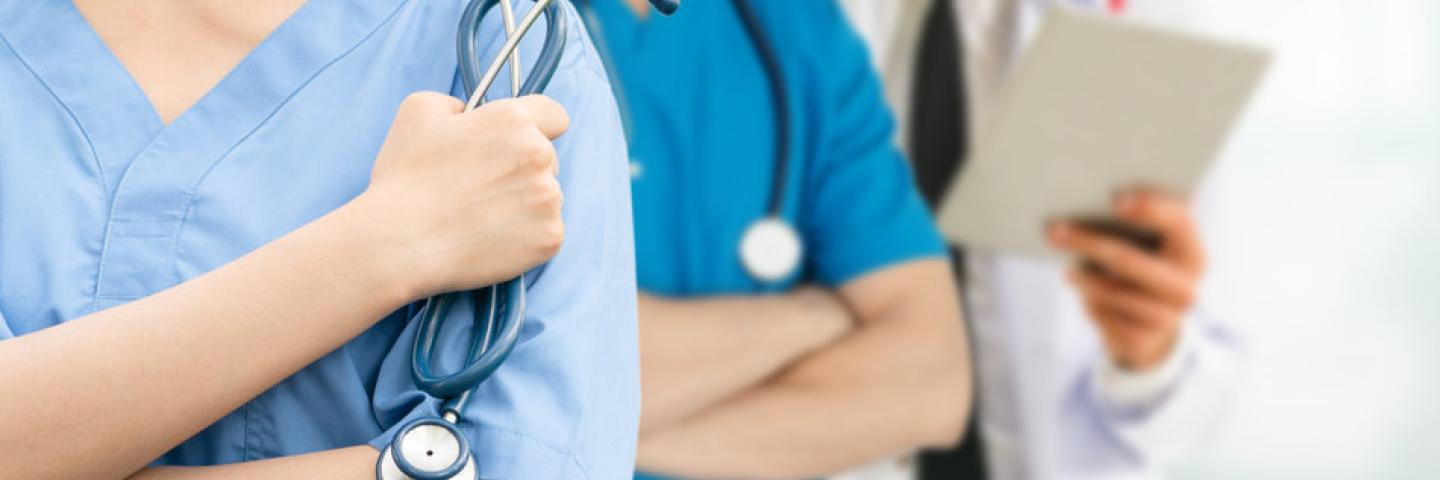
1083, 305, 1246, 465
790, 0, 947, 286
366, 4, 640, 478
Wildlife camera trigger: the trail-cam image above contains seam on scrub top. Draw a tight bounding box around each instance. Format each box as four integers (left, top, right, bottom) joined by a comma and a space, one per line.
242, 401, 252, 461
461, 421, 589, 479
165, 0, 416, 282
0, 31, 108, 189
0, 30, 116, 310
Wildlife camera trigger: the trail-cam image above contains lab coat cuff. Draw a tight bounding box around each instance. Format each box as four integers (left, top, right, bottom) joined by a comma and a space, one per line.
1092, 317, 1197, 416
368, 403, 590, 479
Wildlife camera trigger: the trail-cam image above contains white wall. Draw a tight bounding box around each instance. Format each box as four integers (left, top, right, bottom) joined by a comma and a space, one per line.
1169, 1, 1440, 478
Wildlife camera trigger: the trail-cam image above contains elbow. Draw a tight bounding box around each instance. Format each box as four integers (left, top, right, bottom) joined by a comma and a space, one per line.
905, 335, 974, 449
918, 360, 972, 449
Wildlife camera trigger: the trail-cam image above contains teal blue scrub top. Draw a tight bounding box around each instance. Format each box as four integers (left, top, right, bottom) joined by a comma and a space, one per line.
583, 0, 946, 478
586, 0, 945, 296
0, 0, 638, 477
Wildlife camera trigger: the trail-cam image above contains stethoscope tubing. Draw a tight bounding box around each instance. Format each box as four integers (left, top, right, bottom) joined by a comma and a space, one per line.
409, 0, 566, 421
385, 3, 683, 478
459, 0, 568, 111
729, 0, 791, 219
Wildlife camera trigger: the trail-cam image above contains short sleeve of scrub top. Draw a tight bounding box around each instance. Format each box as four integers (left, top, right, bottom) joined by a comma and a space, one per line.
788, 1, 947, 285
594, 0, 944, 299
0, 0, 638, 478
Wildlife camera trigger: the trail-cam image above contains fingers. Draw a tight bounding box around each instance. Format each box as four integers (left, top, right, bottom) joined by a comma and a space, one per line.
1071, 269, 1183, 369
401, 93, 570, 141
474, 95, 571, 139
397, 91, 465, 121
1067, 269, 1179, 330
1050, 222, 1197, 307
1113, 188, 1205, 273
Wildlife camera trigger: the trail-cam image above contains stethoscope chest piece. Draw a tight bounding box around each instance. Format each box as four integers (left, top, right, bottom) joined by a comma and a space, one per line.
377, 419, 479, 480
739, 216, 803, 283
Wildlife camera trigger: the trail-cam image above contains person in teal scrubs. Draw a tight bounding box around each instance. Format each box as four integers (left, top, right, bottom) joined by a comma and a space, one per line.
581, 0, 975, 478
0, 0, 637, 478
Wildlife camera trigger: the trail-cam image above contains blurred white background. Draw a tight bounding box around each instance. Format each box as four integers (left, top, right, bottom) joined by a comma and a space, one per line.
1159, 0, 1440, 477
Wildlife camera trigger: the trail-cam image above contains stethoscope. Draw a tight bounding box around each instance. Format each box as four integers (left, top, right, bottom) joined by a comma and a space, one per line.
729, 0, 803, 284
374, 1, 677, 479
580, 0, 803, 284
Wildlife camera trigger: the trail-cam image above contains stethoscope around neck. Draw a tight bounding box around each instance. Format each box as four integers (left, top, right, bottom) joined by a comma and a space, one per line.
728, 0, 802, 284
375, 1, 677, 479
580, 0, 804, 285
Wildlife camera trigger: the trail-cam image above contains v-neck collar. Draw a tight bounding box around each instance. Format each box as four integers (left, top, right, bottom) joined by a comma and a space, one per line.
0, 0, 410, 193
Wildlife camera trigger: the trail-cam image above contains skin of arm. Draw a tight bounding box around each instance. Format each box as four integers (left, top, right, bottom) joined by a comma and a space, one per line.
638, 287, 854, 433
127, 447, 377, 480
0, 94, 570, 480
636, 259, 972, 479
0, 204, 409, 480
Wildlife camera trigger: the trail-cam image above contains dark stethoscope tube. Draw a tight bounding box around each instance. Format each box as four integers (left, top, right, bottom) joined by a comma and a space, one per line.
729, 0, 791, 219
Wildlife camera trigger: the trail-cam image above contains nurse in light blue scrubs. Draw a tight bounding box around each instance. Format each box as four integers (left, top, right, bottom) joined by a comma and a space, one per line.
0, 0, 637, 478
583, 0, 974, 479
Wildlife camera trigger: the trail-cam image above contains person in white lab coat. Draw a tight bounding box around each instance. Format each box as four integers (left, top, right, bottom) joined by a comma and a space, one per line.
838, 1, 1245, 479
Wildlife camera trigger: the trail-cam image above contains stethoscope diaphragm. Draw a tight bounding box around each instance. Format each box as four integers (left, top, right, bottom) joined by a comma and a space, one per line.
739, 216, 803, 283
377, 418, 480, 480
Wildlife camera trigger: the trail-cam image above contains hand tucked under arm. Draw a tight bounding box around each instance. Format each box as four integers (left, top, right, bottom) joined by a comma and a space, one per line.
636, 259, 972, 479
638, 287, 854, 433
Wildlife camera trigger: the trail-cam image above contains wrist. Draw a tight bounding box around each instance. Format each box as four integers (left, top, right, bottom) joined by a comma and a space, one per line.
1095, 320, 1195, 412
1113, 324, 1182, 372
323, 194, 429, 308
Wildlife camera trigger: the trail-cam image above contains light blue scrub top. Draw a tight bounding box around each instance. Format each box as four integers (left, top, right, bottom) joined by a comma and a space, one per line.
0, 0, 638, 477
583, 1, 945, 478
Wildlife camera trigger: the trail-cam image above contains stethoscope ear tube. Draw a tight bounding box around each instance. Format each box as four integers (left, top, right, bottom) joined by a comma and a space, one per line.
458, 0, 569, 107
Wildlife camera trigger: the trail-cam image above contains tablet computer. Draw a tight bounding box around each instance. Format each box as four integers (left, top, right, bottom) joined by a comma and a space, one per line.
936, 7, 1270, 258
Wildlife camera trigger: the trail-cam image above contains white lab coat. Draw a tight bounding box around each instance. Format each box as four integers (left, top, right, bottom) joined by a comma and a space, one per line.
836, 1, 1246, 479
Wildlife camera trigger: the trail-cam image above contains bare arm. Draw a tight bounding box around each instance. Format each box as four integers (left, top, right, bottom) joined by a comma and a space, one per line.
636, 259, 972, 479
127, 447, 378, 480
638, 288, 853, 433
0, 205, 409, 479
0, 94, 570, 479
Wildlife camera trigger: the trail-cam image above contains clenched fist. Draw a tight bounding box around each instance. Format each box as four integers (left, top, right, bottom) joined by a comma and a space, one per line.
356, 92, 571, 297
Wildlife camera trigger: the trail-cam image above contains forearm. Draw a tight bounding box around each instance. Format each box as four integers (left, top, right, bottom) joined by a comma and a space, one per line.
639, 290, 849, 433
128, 446, 378, 480
0, 198, 413, 479
638, 260, 972, 479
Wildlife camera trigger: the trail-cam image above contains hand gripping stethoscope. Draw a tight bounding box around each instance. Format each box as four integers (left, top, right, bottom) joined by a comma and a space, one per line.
374, 1, 678, 479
